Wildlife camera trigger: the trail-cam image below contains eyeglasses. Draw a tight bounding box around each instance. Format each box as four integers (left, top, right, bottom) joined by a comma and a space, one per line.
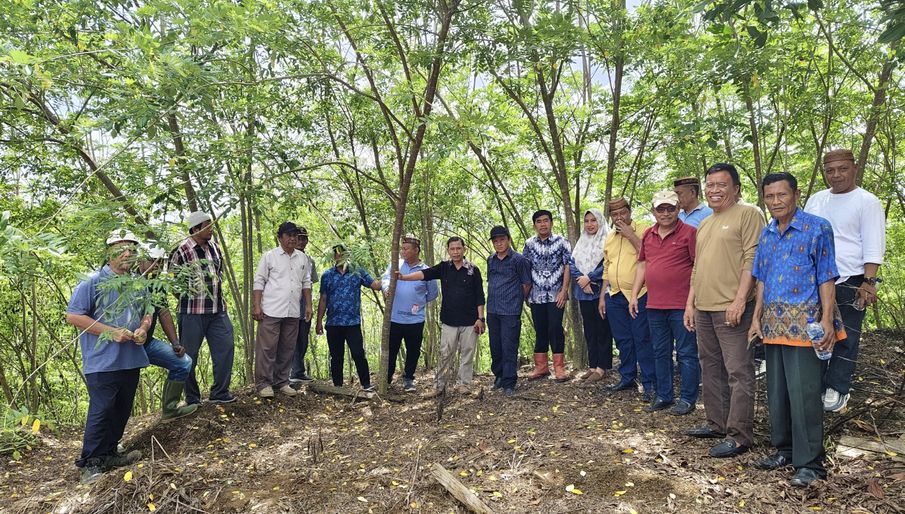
654, 204, 677, 213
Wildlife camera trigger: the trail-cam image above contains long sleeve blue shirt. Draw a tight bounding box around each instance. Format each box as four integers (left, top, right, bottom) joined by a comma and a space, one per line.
382, 260, 439, 324
568, 258, 604, 301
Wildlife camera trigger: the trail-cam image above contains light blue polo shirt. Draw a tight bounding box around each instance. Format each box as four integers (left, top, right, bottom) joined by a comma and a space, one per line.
382, 260, 439, 324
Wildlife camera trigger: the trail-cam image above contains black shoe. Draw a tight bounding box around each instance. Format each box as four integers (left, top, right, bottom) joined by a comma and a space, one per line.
645, 398, 674, 412
606, 380, 637, 393
641, 390, 655, 403
502, 387, 515, 396
685, 426, 726, 439
79, 458, 107, 484
208, 394, 237, 404
104, 449, 141, 468
754, 453, 790, 470
670, 400, 695, 416
709, 438, 750, 458
491, 377, 502, 391
789, 467, 822, 487
362, 385, 375, 392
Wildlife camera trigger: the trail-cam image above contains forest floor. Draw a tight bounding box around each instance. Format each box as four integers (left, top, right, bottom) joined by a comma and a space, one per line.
2, 331, 904, 514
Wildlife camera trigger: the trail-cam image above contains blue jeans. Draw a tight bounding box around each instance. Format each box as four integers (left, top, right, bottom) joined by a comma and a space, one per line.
144, 338, 193, 381
488, 313, 521, 389
606, 292, 655, 391
648, 308, 700, 404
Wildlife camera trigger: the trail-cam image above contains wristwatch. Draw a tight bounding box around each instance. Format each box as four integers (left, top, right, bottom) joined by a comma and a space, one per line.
478, 317, 486, 322
864, 277, 881, 286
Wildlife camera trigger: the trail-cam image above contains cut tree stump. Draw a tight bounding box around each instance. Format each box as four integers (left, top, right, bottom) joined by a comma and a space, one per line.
835, 435, 905, 460
430, 463, 495, 514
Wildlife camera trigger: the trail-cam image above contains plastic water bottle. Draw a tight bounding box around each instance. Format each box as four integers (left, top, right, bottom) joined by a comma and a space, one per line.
805, 317, 832, 360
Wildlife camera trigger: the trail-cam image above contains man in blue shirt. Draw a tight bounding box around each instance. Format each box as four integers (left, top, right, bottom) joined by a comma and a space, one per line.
674, 176, 713, 228
522, 210, 572, 382
315, 244, 382, 390
382, 235, 439, 392
486, 226, 532, 395
66, 230, 150, 483
749, 172, 844, 487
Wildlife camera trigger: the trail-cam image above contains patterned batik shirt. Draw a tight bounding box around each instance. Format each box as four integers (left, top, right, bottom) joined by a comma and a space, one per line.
522, 234, 572, 305
320, 266, 376, 327
752, 208, 846, 346
170, 237, 226, 315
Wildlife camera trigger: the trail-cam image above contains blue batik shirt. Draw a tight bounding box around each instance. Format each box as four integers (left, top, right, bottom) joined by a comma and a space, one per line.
486, 249, 532, 315
66, 265, 151, 374
320, 266, 376, 326
522, 234, 572, 304
752, 208, 840, 346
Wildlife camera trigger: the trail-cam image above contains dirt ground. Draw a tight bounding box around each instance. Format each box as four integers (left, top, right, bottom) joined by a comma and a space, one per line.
2, 331, 904, 514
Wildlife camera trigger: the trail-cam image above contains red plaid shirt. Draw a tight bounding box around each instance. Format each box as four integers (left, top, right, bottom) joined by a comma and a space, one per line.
170, 237, 226, 315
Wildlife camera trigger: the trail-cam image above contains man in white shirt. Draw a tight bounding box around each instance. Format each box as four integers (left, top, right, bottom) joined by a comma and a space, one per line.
253, 222, 313, 398
804, 149, 886, 412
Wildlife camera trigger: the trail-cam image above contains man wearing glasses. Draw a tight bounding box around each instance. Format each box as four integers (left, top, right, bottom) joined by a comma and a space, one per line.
629, 191, 700, 416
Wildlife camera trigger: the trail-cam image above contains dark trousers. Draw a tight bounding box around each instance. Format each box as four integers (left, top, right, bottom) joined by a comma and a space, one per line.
529, 302, 565, 354
291, 318, 312, 379
606, 292, 655, 391
325, 325, 371, 388
178, 312, 235, 404
77, 368, 141, 468
488, 313, 521, 389
648, 308, 700, 404
766, 344, 826, 475
827, 276, 865, 395
579, 299, 613, 369
388, 322, 424, 383
254, 315, 299, 390
695, 303, 756, 447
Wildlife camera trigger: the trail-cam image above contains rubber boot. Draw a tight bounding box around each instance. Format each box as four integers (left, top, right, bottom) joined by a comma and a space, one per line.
552, 353, 570, 383
528, 353, 550, 381
161, 380, 199, 422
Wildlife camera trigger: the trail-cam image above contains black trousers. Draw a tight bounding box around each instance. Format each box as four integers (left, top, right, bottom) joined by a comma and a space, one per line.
77, 368, 141, 468
766, 344, 826, 475
387, 322, 424, 383
579, 299, 613, 369
291, 318, 312, 379
826, 276, 865, 395
325, 325, 371, 388
530, 302, 565, 354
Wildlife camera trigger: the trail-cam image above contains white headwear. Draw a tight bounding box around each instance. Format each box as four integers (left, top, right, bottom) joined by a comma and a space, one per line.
571, 208, 608, 275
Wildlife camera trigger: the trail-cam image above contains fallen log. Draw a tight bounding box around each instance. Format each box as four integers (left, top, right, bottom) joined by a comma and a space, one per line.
834, 435, 905, 459
429, 463, 495, 514
306, 382, 375, 400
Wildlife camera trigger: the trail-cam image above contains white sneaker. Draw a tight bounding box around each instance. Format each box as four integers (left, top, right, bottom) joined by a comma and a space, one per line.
279, 385, 298, 397
259, 386, 274, 398
824, 389, 850, 412
822, 388, 840, 411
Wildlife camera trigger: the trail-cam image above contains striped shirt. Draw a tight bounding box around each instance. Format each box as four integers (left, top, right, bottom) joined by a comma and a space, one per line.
170, 237, 226, 315
486, 249, 532, 316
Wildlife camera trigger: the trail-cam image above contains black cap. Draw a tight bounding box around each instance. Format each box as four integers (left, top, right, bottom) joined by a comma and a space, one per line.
277, 221, 302, 237
489, 225, 511, 240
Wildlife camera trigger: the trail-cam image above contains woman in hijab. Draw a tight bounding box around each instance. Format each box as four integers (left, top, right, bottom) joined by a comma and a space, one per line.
569, 208, 614, 383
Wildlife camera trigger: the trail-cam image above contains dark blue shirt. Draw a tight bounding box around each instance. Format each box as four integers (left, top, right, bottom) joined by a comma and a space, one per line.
320, 266, 375, 326
486, 249, 532, 315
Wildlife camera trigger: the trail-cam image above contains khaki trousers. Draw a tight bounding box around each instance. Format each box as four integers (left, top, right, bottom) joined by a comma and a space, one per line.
435, 324, 478, 389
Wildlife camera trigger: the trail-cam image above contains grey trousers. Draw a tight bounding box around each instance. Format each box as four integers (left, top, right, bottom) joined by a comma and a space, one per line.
435, 324, 478, 389
254, 315, 299, 391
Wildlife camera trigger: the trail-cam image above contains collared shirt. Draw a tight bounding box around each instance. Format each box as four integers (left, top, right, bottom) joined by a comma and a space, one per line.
320, 267, 376, 326
638, 220, 696, 309
753, 208, 845, 347
170, 237, 226, 315
254, 246, 313, 318
679, 203, 713, 228
486, 249, 532, 315
603, 221, 648, 298
568, 259, 604, 301
422, 260, 486, 326
382, 260, 439, 324
804, 187, 886, 282
66, 265, 151, 374
298, 252, 319, 317
522, 234, 572, 304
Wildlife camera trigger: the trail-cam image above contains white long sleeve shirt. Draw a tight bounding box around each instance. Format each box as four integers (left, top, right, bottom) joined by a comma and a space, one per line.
253, 246, 313, 318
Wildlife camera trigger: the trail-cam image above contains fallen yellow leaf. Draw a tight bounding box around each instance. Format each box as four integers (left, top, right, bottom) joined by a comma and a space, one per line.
148, 503, 156, 511
124, 470, 133, 482
248, 443, 257, 449
31, 419, 40, 435
622, 448, 635, 454
614, 490, 627, 497
357, 496, 367, 502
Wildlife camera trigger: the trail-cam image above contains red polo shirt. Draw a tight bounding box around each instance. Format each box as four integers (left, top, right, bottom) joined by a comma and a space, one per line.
638, 220, 696, 310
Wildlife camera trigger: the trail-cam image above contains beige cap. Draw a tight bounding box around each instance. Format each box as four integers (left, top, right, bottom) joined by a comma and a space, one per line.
652, 190, 679, 208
